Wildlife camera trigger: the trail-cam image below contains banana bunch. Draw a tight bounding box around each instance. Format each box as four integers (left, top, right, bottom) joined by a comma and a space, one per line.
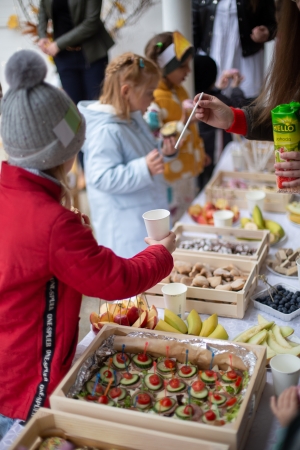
155, 309, 228, 340
233, 314, 299, 362
241, 205, 285, 244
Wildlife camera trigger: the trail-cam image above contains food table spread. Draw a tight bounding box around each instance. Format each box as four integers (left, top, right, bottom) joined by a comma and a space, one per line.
1, 142, 300, 450
72, 142, 300, 450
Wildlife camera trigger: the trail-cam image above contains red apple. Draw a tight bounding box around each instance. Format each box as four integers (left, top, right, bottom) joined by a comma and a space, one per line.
92, 323, 100, 334
126, 306, 140, 325
113, 314, 130, 327
90, 312, 99, 325
99, 311, 113, 322
197, 215, 208, 225
205, 210, 214, 220
132, 310, 148, 328
146, 316, 158, 330
147, 305, 158, 321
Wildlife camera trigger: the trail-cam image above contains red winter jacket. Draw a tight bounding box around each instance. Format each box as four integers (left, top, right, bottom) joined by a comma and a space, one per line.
0, 162, 173, 421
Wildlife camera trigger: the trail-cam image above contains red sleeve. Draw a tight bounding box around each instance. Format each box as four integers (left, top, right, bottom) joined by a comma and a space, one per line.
226, 107, 247, 136
49, 211, 173, 300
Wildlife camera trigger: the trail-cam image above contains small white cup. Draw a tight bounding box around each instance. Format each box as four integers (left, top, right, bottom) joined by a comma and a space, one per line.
213, 210, 234, 227
270, 354, 300, 396
245, 190, 266, 215
142, 209, 170, 241
231, 147, 245, 171
161, 283, 187, 319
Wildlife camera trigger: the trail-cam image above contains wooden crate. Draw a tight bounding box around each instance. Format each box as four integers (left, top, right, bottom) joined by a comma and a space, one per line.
173, 222, 269, 270
205, 171, 292, 213
11, 409, 229, 450
50, 324, 266, 450
145, 251, 265, 318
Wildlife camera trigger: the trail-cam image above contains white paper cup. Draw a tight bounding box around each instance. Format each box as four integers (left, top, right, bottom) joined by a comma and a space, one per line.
245, 190, 266, 215
213, 210, 234, 227
270, 354, 300, 396
161, 283, 187, 319
142, 209, 170, 241
231, 148, 245, 171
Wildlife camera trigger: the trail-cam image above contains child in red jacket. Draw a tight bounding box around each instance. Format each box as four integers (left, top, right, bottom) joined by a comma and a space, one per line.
0, 50, 175, 436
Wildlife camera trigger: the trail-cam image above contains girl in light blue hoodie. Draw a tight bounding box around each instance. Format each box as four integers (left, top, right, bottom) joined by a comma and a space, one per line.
78, 52, 176, 258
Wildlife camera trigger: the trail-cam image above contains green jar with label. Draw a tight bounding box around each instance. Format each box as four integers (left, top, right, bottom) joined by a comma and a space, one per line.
271, 102, 300, 189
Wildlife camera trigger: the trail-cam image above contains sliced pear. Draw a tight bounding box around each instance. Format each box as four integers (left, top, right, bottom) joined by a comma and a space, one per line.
273, 325, 292, 349
257, 314, 270, 326
280, 326, 294, 338
208, 324, 228, 340
261, 339, 277, 360
247, 329, 267, 345
200, 313, 218, 337
267, 331, 300, 356
233, 322, 274, 343
187, 309, 202, 335
286, 339, 300, 348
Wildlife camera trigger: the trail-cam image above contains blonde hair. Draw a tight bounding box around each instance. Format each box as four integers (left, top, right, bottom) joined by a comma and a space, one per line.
45, 164, 72, 209
100, 52, 160, 120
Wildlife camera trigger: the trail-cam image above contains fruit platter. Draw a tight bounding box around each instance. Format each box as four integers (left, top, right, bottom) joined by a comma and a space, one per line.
233, 312, 300, 363
90, 296, 158, 334
188, 200, 240, 226
90, 294, 230, 341
240, 205, 285, 245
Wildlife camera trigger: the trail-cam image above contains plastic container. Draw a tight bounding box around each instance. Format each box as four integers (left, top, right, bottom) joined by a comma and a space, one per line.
271, 102, 300, 193
251, 282, 300, 322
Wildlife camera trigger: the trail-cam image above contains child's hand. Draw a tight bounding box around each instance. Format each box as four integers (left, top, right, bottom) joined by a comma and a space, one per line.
194, 93, 234, 130
231, 72, 244, 88
146, 149, 164, 176
274, 152, 300, 187
162, 136, 177, 156
145, 231, 177, 254
270, 386, 299, 428
250, 25, 269, 43
216, 72, 230, 90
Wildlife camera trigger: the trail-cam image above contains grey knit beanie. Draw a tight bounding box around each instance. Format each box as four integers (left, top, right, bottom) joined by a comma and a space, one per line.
1, 50, 85, 170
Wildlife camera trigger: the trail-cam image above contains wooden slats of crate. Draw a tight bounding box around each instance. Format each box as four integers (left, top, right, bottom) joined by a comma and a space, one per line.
50, 324, 266, 450
205, 171, 291, 213
173, 222, 269, 271
145, 249, 268, 318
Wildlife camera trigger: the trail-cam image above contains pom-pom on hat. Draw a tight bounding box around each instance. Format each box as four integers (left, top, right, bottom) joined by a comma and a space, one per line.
1, 49, 85, 170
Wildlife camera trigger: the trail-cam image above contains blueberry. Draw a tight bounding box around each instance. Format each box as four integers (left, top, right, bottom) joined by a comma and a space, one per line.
282, 308, 288, 314
277, 285, 283, 291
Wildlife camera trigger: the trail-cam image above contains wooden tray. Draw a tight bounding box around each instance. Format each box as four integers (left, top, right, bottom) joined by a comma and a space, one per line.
146, 251, 265, 318
11, 408, 228, 450
50, 324, 266, 450
205, 171, 292, 213
173, 222, 269, 271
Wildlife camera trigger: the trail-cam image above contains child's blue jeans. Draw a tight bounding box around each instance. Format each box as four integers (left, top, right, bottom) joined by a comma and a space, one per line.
0, 414, 15, 440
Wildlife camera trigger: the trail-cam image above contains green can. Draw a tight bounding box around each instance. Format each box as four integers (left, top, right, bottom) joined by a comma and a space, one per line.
271, 102, 300, 189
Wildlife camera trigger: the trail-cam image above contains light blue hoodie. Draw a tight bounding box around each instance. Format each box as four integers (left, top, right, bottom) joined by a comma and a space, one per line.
78, 101, 170, 258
